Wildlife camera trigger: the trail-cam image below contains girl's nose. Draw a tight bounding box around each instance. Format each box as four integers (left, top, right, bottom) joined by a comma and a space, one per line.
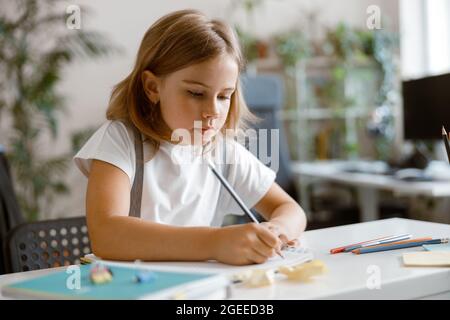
202, 105, 220, 119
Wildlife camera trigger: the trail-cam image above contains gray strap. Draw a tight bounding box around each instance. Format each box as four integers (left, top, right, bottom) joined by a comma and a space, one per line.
128, 125, 143, 218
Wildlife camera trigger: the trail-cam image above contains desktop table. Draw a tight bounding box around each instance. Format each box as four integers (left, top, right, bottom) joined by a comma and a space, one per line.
1, 218, 449, 299
291, 160, 450, 222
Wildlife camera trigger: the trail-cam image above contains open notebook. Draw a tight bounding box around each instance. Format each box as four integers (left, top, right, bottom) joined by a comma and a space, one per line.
84, 245, 314, 275
2, 264, 229, 300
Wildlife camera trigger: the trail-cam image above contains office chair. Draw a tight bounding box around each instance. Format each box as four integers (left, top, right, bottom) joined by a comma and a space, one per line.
0, 146, 91, 273
220, 74, 298, 225
240, 74, 298, 201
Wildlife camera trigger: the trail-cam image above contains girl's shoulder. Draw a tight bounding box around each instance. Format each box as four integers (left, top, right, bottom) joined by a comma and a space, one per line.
103, 119, 134, 138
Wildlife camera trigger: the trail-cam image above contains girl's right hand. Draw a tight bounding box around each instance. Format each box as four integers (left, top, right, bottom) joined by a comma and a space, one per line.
211, 223, 283, 265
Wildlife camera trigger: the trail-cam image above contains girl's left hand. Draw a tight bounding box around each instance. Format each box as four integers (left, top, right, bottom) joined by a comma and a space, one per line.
260, 222, 299, 248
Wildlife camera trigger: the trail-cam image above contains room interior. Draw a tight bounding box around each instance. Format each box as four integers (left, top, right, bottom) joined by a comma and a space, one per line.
0, 0, 449, 293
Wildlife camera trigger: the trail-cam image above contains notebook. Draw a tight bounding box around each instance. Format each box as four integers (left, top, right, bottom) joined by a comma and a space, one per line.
84, 246, 314, 275
2, 264, 229, 300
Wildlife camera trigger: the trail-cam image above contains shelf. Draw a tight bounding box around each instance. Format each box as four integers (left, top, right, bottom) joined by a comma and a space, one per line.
280, 107, 372, 121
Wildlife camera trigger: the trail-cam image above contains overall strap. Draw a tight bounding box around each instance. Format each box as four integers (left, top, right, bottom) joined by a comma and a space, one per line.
128, 124, 144, 218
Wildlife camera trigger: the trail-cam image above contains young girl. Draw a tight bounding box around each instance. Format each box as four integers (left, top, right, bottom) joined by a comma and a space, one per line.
74, 9, 307, 266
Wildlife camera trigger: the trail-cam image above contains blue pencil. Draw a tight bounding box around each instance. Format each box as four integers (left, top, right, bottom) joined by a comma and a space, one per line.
353, 238, 449, 254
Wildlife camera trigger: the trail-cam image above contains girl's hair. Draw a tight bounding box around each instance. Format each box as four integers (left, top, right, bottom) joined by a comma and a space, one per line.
106, 9, 257, 149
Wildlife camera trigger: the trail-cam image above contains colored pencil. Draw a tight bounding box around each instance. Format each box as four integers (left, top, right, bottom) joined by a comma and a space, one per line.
352, 238, 449, 255
330, 234, 403, 254
343, 234, 412, 252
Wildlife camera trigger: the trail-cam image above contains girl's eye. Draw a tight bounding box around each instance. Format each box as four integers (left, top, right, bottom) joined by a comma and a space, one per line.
218, 96, 231, 101
188, 90, 203, 98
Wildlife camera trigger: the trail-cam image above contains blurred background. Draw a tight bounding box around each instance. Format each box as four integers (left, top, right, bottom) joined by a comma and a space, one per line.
1, 0, 450, 230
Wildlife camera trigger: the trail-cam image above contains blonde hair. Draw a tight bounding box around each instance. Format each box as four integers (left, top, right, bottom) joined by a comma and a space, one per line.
106, 9, 257, 149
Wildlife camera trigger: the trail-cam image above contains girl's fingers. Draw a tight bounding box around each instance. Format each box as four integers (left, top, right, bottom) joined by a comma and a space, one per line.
286, 239, 299, 247
252, 237, 276, 258
256, 225, 281, 249
248, 248, 270, 264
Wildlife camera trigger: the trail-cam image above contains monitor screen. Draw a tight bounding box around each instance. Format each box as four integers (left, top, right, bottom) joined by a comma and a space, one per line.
403, 72, 450, 140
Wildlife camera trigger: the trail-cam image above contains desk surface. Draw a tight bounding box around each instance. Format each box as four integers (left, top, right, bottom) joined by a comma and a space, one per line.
231, 218, 450, 299
291, 160, 450, 197
1, 218, 449, 300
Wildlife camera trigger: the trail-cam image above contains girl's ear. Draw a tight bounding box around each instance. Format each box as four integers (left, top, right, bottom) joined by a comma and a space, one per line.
142, 70, 161, 104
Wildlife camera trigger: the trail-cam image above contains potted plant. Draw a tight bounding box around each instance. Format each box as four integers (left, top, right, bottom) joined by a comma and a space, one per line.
0, 0, 117, 221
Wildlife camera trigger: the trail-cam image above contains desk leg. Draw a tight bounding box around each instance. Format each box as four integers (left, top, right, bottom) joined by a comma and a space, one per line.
356, 187, 379, 222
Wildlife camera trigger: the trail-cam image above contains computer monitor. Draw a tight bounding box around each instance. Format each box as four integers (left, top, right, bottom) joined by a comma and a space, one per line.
403, 72, 450, 140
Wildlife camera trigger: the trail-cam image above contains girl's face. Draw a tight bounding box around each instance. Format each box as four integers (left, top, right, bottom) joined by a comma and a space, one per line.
142, 54, 238, 145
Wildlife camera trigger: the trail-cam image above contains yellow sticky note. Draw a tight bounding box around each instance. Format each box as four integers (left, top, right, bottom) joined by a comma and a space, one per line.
403, 252, 450, 267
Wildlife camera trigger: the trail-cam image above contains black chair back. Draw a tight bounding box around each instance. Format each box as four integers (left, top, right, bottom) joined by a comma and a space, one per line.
4, 216, 90, 273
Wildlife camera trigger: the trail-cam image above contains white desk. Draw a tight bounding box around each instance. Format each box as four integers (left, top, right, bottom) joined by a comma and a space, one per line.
1, 218, 449, 300
291, 160, 450, 221
231, 218, 450, 299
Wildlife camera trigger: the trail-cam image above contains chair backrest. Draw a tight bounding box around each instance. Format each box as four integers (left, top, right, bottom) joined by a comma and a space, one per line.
240, 74, 298, 201
3, 216, 91, 273
0, 146, 26, 274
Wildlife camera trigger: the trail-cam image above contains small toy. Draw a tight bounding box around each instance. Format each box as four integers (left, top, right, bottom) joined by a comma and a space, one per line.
278, 259, 326, 282
134, 270, 157, 283
244, 269, 275, 288
231, 270, 252, 283
89, 263, 113, 284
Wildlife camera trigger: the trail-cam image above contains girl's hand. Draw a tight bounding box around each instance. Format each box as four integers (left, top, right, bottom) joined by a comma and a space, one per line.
212, 223, 283, 265
260, 221, 300, 248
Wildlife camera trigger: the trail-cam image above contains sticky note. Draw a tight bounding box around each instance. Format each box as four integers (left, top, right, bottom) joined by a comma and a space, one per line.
403, 252, 450, 267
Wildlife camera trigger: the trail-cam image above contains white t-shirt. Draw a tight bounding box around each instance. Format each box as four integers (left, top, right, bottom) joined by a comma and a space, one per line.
73, 120, 276, 227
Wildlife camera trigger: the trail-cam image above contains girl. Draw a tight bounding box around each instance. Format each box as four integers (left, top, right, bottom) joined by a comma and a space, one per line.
74, 9, 307, 266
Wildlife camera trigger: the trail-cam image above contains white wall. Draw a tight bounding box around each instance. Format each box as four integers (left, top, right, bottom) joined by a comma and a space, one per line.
400, 0, 450, 79
11, 0, 399, 219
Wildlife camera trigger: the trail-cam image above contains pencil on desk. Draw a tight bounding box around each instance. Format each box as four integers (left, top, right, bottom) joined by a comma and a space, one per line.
442, 126, 450, 163
330, 234, 403, 254
343, 234, 412, 252
352, 237, 448, 255
207, 160, 284, 259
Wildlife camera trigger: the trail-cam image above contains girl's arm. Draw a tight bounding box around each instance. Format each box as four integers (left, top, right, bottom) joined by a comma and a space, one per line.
253, 182, 307, 242
87, 160, 217, 261
86, 160, 279, 265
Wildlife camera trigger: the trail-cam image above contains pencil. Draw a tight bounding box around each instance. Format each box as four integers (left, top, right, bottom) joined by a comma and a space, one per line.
442, 126, 450, 163
343, 234, 412, 252
352, 237, 447, 254
207, 160, 285, 259
330, 235, 398, 254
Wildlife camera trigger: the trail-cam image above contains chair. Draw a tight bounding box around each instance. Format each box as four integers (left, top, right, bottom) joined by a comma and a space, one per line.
0, 146, 25, 274
221, 74, 298, 225
3, 216, 90, 273
240, 74, 298, 201
0, 145, 91, 273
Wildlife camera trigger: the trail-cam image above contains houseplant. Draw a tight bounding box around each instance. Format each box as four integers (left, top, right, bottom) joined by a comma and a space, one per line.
0, 0, 116, 221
